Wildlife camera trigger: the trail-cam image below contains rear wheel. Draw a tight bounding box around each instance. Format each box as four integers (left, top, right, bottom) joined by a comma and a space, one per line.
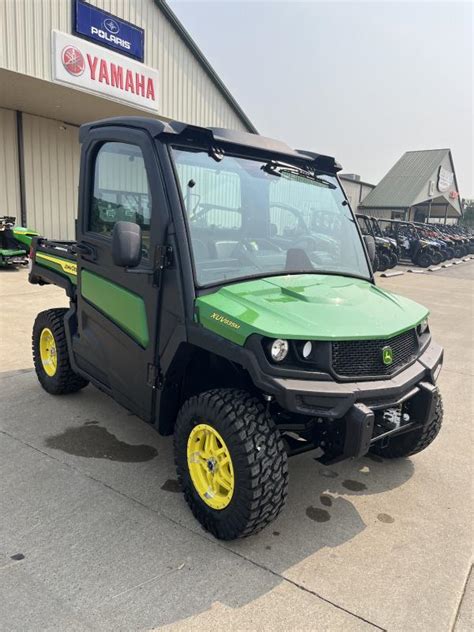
372, 254, 379, 273
370, 394, 443, 458
32, 309, 89, 394
174, 389, 288, 540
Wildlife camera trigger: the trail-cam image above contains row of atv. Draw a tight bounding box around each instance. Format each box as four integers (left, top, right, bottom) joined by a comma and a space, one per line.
0, 216, 38, 267
357, 215, 474, 271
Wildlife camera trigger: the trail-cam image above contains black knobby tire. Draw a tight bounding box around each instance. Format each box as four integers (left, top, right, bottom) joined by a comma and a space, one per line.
372, 254, 379, 273
174, 389, 288, 540
370, 394, 443, 459
431, 250, 443, 266
388, 252, 398, 268
377, 252, 390, 272
416, 251, 432, 268
32, 308, 89, 395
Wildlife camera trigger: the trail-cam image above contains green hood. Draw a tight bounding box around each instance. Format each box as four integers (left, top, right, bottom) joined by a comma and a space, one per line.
196, 274, 428, 346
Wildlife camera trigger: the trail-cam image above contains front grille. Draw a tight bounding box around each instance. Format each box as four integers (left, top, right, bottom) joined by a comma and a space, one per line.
331, 329, 419, 378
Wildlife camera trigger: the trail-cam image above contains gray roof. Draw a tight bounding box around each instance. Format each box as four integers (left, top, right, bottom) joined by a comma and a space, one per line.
360, 149, 451, 208
158, 1, 257, 134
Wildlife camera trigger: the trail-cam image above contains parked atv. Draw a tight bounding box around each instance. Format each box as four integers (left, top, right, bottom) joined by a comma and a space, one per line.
422, 224, 455, 260
413, 224, 450, 262
379, 219, 439, 268
356, 214, 394, 271
0, 216, 38, 268
368, 217, 400, 268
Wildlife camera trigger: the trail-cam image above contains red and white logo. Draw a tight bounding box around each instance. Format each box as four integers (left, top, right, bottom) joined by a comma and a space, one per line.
54, 31, 158, 112
61, 45, 85, 76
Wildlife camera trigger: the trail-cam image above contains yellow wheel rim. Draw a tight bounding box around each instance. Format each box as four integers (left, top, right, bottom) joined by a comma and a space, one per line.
187, 423, 234, 510
39, 328, 57, 377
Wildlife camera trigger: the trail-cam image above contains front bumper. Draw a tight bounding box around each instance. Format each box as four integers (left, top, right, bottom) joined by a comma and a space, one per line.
261, 340, 443, 462
268, 340, 443, 419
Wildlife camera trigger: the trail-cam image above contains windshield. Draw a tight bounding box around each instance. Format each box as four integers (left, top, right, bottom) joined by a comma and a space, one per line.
171, 147, 370, 287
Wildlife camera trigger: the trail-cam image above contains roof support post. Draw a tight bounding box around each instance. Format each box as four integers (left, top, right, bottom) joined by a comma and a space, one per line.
444, 204, 448, 224
427, 199, 432, 222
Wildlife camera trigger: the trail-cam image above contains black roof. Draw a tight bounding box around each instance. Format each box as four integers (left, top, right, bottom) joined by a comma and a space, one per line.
79, 116, 341, 172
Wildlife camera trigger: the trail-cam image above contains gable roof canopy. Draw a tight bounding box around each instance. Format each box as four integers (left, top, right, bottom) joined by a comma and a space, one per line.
360, 149, 462, 216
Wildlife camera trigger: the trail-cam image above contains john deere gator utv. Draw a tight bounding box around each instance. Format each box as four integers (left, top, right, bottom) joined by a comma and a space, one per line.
29, 117, 444, 540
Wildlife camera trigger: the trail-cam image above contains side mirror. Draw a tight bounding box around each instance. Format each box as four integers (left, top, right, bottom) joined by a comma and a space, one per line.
363, 234, 376, 266
111, 221, 142, 268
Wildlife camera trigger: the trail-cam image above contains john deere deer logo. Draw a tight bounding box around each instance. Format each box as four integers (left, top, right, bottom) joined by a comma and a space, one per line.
382, 346, 393, 365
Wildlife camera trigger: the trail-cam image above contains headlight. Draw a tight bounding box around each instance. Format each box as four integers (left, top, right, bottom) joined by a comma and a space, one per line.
417, 318, 429, 335
270, 339, 289, 362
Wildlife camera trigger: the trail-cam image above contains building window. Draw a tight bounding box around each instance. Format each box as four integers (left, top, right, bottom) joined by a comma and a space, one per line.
89, 142, 151, 254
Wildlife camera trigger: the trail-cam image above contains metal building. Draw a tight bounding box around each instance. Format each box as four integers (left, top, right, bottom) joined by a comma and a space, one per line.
0, 0, 256, 239
359, 149, 462, 223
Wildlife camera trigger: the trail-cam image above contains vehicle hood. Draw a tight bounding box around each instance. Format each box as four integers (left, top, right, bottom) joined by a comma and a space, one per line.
196, 274, 428, 346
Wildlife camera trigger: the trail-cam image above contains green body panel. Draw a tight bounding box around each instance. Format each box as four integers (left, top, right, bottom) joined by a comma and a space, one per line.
35, 253, 77, 284
13, 226, 38, 248
81, 270, 149, 348
196, 274, 429, 345
0, 248, 26, 266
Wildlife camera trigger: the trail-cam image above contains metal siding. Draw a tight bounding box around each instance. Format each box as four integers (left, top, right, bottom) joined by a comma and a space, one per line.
1, 0, 248, 130
0, 107, 21, 218
23, 114, 80, 239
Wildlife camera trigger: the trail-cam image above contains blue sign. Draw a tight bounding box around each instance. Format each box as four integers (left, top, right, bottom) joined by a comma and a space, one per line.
73, 0, 144, 61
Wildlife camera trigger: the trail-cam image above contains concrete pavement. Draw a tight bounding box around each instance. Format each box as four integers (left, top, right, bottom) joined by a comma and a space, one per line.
0, 265, 472, 631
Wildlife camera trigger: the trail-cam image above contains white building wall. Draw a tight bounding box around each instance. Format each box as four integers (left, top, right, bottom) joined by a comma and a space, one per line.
0, 107, 21, 218
340, 178, 374, 211
22, 114, 80, 239
0, 0, 248, 130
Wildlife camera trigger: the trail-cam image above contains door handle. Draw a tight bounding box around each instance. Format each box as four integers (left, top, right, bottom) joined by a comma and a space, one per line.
74, 242, 97, 260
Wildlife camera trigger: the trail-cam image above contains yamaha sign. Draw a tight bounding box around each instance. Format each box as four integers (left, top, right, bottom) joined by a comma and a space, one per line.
52, 31, 158, 112
73, 0, 144, 61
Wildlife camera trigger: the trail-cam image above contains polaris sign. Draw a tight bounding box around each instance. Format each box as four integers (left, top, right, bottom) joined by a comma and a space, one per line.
73, 0, 144, 61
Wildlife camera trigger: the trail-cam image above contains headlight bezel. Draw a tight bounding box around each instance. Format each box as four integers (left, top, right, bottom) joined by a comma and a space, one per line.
417, 318, 429, 336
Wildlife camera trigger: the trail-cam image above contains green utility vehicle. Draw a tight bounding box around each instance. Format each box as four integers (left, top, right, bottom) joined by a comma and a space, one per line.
29, 117, 444, 539
0, 216, 38, 268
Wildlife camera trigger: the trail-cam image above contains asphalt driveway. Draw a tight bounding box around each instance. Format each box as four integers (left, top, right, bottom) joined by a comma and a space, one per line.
0, 265, 472, 631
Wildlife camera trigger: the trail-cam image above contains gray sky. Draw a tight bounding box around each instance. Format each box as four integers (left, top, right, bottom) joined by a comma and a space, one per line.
169, 0, 473, 197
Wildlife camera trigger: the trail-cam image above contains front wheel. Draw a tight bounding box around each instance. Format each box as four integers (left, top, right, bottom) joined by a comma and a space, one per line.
33, 309, 89, 394
388, 252, 398, 268
370, 394, 443, 458
416, 250, 432, 268
377, 252, 390, 272
431, 250, 443, 265
174, 389, 288, 540
372, 253, 379, 273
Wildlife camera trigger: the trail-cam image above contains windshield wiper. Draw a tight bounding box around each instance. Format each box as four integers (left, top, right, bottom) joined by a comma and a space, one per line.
261, 160, 336, 189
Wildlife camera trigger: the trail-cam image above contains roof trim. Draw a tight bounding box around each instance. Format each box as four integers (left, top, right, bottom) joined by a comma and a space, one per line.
157, 1, 258, 134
